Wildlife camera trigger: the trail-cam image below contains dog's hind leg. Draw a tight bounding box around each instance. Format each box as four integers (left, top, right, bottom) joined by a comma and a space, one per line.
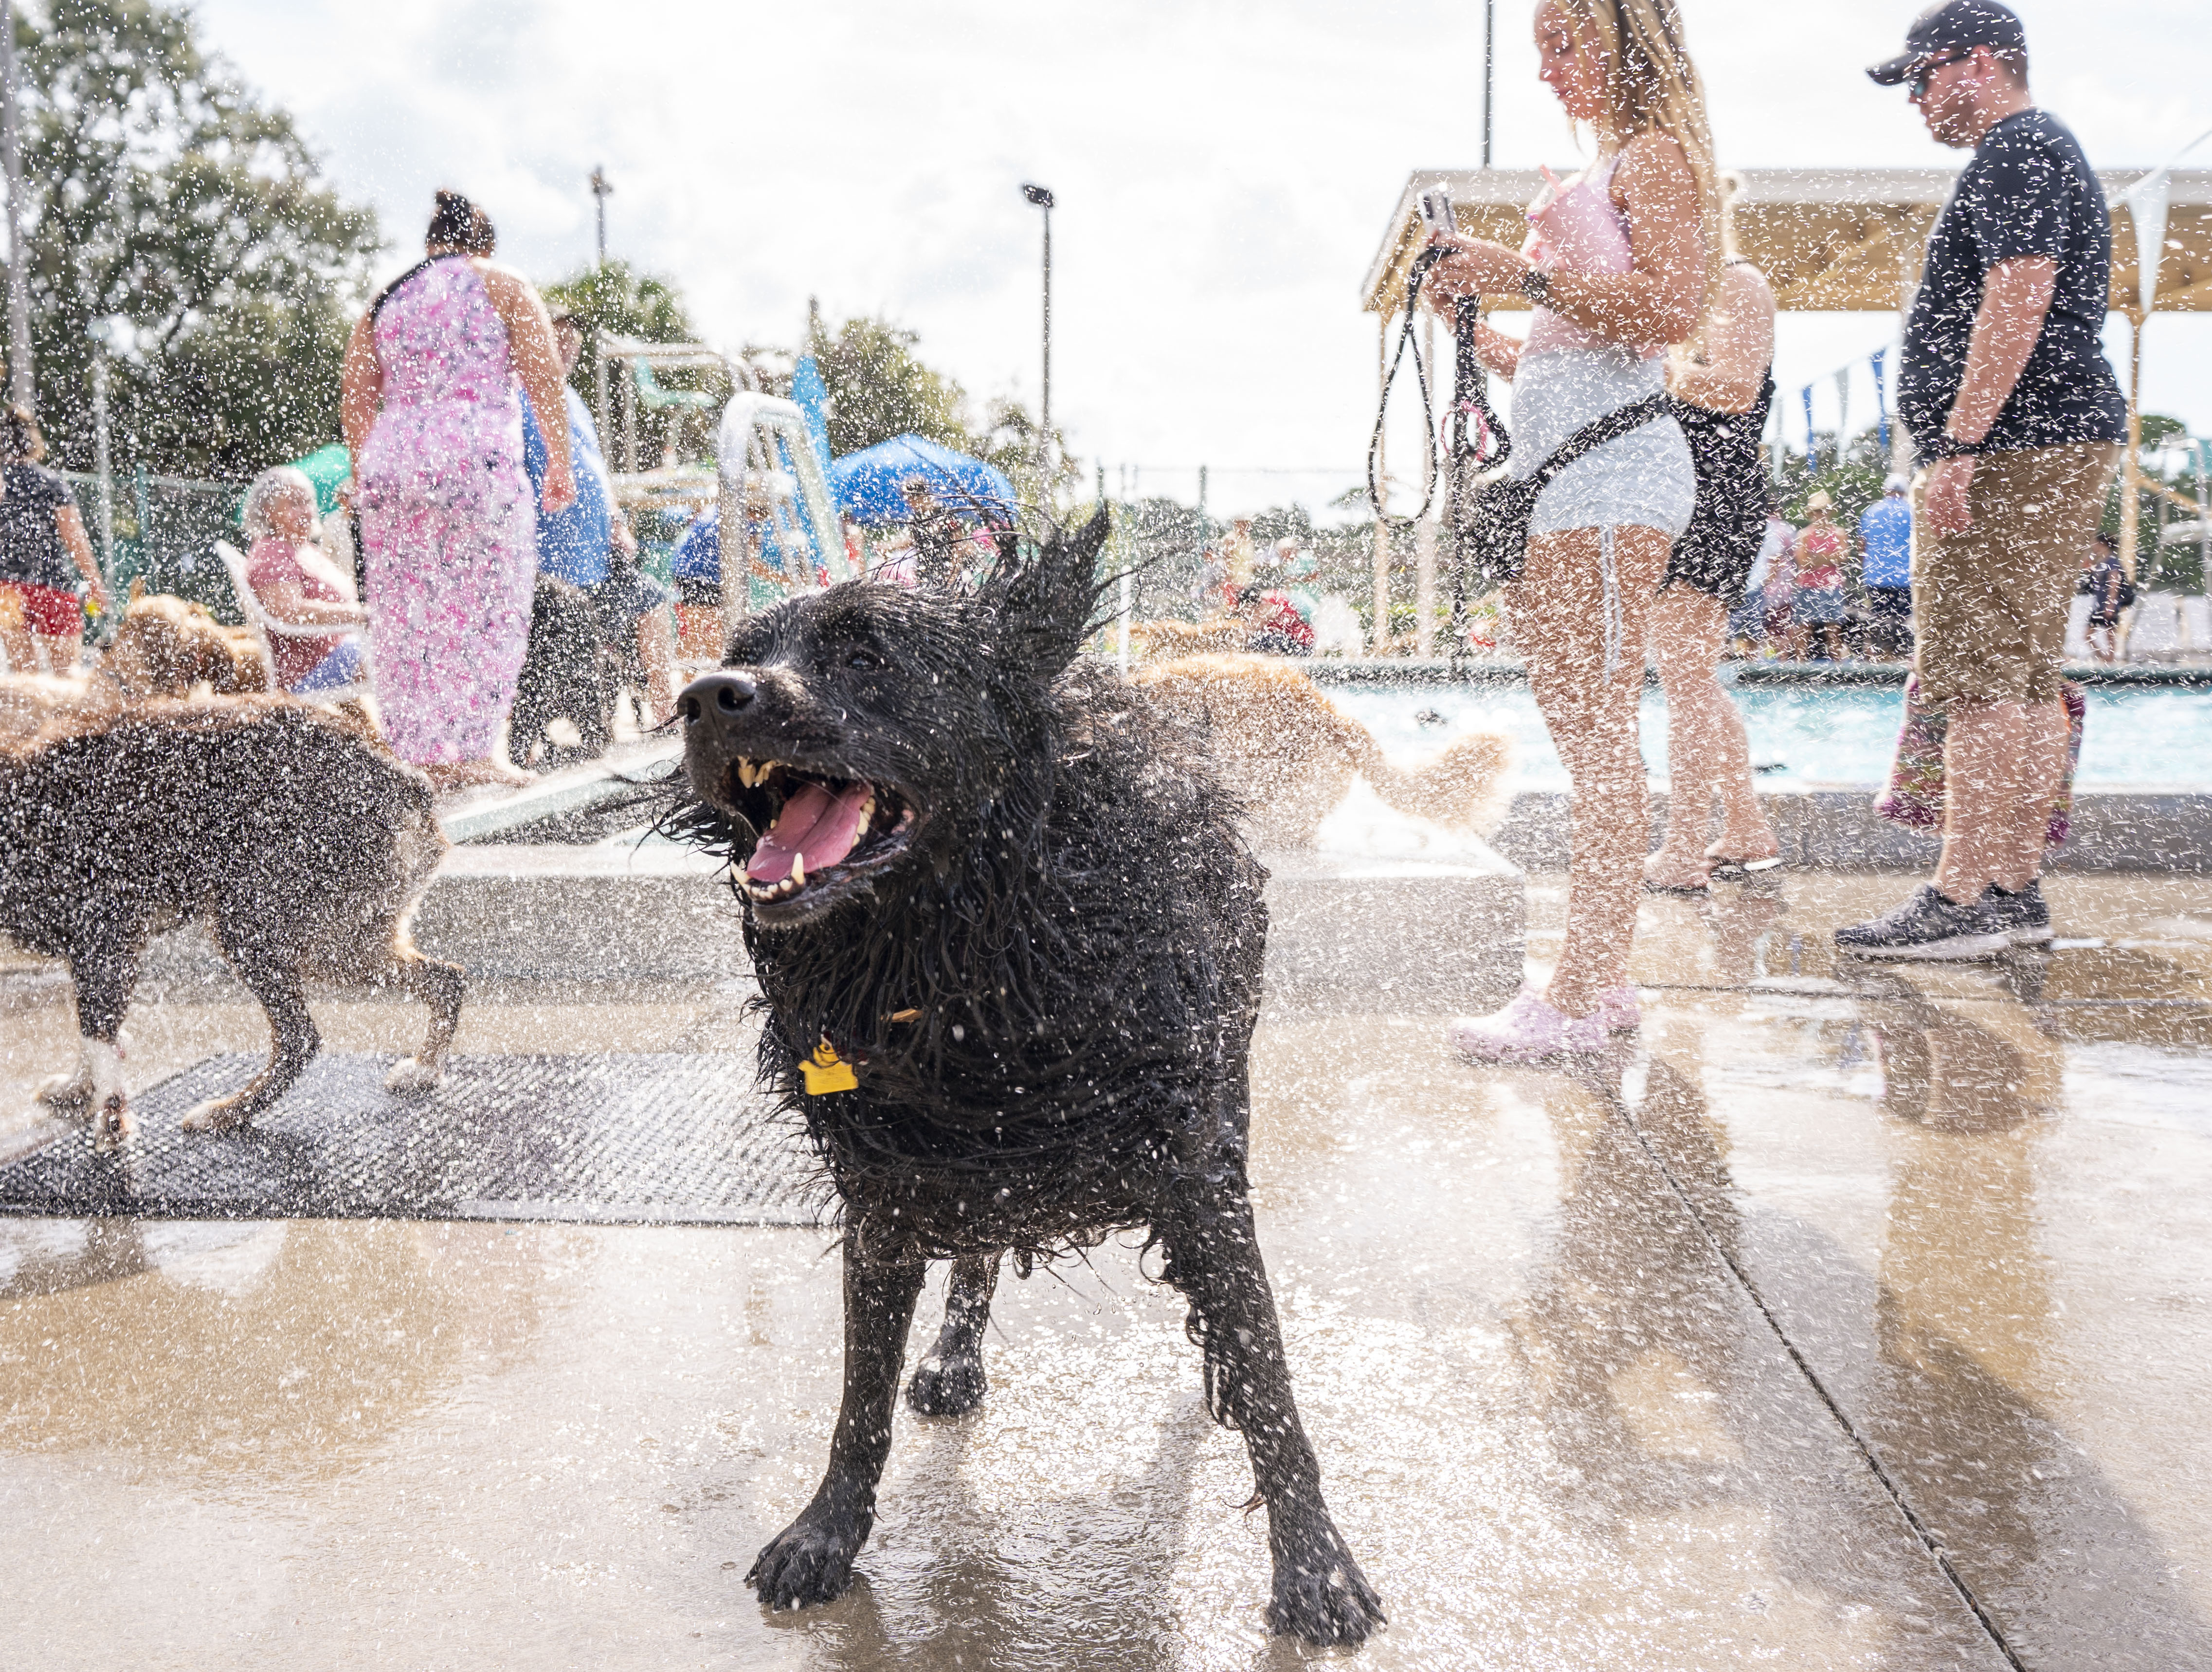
1158, 1198, 1385, 1646
748, 1243, 925, 1610
905, 1251, 1001, 1416
182, 955, 319, 1132
44, 938, 142, 1154
383, 947, 465, 1096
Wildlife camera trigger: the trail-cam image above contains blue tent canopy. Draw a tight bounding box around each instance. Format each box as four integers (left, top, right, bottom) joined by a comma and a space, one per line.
827, 434, 1015, 528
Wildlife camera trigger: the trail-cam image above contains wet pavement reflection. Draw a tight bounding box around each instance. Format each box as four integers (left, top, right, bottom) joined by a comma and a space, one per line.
0, 872, 2208, 1666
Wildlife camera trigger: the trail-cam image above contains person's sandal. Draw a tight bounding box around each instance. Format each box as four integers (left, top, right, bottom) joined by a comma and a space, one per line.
1642, 853, 1711, 895
1704, 839, 1782, 885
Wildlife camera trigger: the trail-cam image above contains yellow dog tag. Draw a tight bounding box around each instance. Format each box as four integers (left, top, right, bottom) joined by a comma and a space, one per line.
800, 1038, 858, 1095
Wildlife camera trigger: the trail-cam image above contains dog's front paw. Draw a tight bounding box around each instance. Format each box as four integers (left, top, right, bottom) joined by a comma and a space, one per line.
180, 1094, 252, 1133
905, 1349, 987, 1417
90, 1093, 134, 1155
383, 1056, 443, 1096
746, 1505, 869, 1610
35, 1071, 94, 1117
1267, 1524, 1386, 1646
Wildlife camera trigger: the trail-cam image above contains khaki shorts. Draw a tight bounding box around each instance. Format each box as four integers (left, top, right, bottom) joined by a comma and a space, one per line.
1911, 440, 2121, 706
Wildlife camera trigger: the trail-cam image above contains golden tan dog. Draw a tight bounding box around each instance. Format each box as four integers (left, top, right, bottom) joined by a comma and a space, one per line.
1127, 617, 1252, 665
1132, 653, 1507, 847
0, 585, 270, 742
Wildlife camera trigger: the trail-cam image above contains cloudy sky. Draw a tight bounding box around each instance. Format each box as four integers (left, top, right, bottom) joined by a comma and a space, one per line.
199, 0, 2212, 517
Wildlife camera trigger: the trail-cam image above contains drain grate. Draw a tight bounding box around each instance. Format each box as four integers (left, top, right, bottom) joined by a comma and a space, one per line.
0, 1053, 828, 1226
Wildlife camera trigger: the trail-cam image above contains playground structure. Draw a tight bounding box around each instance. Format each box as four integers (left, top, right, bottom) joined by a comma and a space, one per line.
589, 334, 847, 651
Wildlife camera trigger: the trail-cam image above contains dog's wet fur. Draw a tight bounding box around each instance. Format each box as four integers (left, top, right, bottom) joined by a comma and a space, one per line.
674, 511, 1384, 1643
0, 698, 463, 1150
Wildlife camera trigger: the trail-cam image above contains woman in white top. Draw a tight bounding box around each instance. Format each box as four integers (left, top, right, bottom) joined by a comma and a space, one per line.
1423, 0, 1722, 1060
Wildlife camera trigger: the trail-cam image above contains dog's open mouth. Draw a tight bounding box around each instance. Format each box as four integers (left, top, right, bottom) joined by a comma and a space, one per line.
726, 759, 918, 910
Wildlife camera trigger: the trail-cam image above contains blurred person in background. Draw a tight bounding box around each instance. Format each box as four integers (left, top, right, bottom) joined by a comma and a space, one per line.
523, 305, 678, 727
1731, 491, 1793, 654
1858, 474, 1915, 657
1792, 490, 1849, 660
1838, 0, 2125, 958
1644, 181, 1780, 893
0, 405, 107, 675
240, 465, 369, 693
2078, 530, 2127, 662
341, 189, 575, 791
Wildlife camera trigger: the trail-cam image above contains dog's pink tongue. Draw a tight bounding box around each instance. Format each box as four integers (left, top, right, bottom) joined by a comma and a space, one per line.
747, 781, 869, 883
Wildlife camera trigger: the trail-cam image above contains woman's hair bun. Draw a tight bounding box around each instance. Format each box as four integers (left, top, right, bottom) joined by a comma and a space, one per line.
427, 187, 497, 256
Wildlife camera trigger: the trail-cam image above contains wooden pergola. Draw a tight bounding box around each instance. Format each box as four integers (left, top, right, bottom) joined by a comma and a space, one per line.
1360, 166, 2212, 646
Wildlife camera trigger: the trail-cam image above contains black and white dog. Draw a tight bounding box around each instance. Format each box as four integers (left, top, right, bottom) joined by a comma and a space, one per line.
675, 511, 1383, 1644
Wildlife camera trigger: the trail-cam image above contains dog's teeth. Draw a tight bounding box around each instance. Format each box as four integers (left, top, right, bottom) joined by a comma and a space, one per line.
791, 853, 807, 888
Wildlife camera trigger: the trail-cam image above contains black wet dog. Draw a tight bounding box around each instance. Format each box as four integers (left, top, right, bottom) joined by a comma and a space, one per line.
511, 575, 619, 769
674, 511, 1383, 1644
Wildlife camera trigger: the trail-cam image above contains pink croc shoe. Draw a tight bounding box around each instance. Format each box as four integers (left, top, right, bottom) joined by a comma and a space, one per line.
1447, 990, 1610, 1064
1593, 985, 1641, 1034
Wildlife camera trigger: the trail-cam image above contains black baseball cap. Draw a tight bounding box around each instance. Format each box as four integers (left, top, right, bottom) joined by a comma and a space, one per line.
1867, 0, 2026, 85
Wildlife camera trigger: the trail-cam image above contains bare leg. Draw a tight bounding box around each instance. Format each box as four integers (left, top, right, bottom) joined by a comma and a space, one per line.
181, 954, 319, 1130
35, 631, 81, 674
1158, 1198, 1383, 1645
905, 1251, 1001, 1416
1507, 526, 1669, 1017
1647, 588, 1773, 888
636, 605, 679, 727
749, 1247, 925, 1609
0, 618, 31, 673
1932, 697, 2066, 901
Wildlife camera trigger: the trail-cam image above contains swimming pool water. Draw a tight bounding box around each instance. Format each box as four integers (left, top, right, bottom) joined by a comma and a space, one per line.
1329, 682, 2208, 792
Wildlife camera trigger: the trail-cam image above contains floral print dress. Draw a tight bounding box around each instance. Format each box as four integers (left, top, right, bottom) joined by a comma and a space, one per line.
358, 257, 537, 764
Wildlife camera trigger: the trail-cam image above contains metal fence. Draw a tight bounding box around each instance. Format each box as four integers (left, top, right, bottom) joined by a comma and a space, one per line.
60, 466, 249, 626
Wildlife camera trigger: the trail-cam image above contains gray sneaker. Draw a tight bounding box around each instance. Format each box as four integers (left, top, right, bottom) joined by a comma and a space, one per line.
1833, 884, 2011, 961
1986, 879, 2054, 946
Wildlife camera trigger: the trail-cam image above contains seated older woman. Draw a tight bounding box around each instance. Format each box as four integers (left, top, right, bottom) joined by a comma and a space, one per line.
241, 466, 369, 692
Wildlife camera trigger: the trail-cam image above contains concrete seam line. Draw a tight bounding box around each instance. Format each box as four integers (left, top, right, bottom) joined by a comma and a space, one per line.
1609, 1101, 2031, 1672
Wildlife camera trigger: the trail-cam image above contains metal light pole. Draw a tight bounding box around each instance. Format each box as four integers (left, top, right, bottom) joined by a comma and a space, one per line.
1482, 0, 1495, 168
1, 0, 32, 408
590, 166, 613, 267
1021, 183, 1053, 487
90, 350, 113, 576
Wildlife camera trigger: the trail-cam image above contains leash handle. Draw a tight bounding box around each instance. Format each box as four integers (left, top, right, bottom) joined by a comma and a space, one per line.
1366, 246, 1452, 523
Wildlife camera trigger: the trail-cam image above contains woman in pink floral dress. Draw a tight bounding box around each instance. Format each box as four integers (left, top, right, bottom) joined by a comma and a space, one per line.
341, 190, 575, 790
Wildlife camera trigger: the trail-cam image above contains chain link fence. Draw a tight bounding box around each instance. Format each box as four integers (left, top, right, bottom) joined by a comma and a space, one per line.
60, 467, 250, 631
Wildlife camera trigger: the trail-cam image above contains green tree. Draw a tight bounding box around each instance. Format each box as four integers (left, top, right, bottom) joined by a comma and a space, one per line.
808, 313, 971, 456
18, 0, 382, 478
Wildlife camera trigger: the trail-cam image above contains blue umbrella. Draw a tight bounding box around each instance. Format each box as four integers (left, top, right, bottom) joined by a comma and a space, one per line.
828, 434, 1015, 528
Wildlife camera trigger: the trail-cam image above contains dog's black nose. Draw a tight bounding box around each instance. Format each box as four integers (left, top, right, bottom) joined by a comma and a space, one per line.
679, 672, 757, 724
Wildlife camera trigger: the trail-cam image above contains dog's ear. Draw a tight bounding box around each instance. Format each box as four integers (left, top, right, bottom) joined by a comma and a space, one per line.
980, 506, 1112, 680
127, 576, 145, 608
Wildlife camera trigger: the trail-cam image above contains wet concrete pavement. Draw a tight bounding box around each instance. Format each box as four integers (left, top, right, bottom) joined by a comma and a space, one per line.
2, 872, 2210, 1668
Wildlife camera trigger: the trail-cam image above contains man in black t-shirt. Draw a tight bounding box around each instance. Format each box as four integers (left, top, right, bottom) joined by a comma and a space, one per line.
1836, 0, 2123, 962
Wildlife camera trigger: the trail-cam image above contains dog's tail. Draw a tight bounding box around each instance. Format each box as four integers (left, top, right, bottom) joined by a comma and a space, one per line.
1351, 728, 1510, 835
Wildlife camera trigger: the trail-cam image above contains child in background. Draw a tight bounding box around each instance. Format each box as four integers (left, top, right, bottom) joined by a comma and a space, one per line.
1793, 490, 1849, 661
